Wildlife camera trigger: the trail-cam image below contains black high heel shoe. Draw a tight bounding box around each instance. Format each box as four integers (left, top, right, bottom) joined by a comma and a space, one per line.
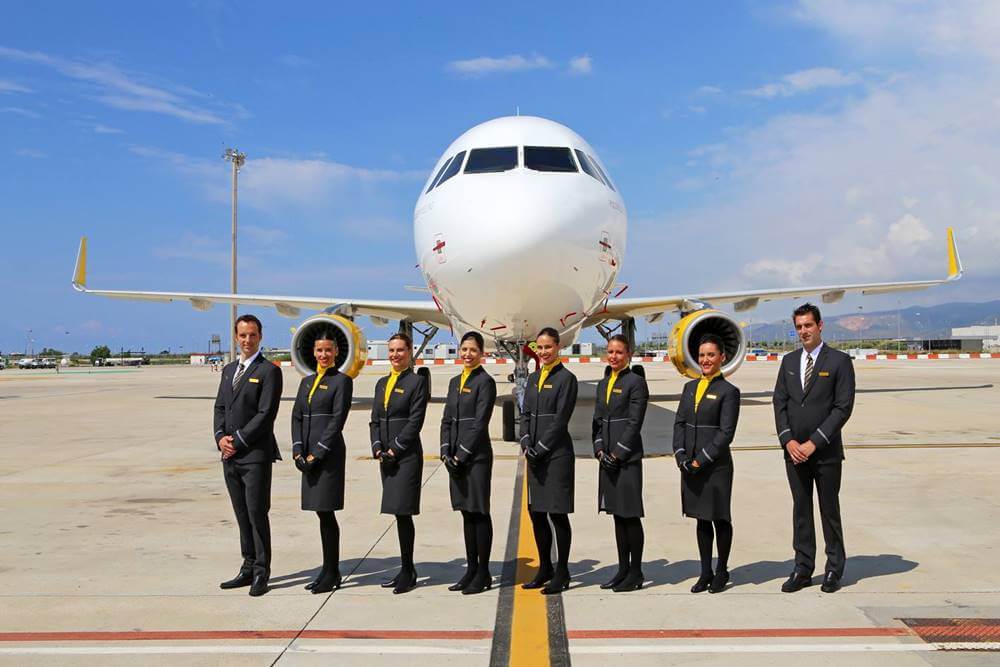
600, 569, 627, 590
381, 571, 401, 588
521, 566, 554, 590
311, 571, 342, 594
541, 567, 570, 595
708, 569, 729, 594
462, 570, 492, 595
448, 568, 477, 592
690, 572, 713, 593
305, 566, 328, 591
392, 568, 418, 595
612, 570, 644, 593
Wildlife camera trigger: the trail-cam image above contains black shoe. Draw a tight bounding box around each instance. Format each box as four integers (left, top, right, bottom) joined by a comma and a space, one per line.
381, 571, 401, 588
311, 571, 342, 594
462, 570, 492, 595
248, 575, 269, 597
708, 569, 729, 594
392, 568, 417, 595
521, 566, 554, 590
600, 568, 627, 590
690, 572, 713, 593
448, 568, 477, 592
820, 572, 841, 593
541, 567, 570, 595
305, 566, 328, 591
781, 571, 813, 593
220, 571, 254, 589
612, 570, 643, 593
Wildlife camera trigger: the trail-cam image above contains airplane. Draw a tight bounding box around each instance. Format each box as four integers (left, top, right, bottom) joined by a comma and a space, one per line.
72, 115, 964, 439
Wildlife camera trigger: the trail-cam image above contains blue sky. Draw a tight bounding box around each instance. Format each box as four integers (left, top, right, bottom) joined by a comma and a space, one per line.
3, 1, 999, 355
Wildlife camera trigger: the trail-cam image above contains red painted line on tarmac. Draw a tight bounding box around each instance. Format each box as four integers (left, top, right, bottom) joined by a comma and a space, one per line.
566, 627, 912, 639
0, 627, 912, 643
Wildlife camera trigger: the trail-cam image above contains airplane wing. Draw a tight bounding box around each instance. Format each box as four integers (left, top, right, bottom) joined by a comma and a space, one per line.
587, 227, 963, 325
71, 237, 449, 327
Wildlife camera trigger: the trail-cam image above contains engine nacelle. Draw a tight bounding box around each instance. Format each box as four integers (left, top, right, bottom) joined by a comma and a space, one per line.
668, 309, 746, 379
290, 313, 367, 378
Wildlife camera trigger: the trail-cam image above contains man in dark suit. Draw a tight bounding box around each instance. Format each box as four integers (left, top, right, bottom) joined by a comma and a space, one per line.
214, 314, 283, 596
773, 303, 855, 594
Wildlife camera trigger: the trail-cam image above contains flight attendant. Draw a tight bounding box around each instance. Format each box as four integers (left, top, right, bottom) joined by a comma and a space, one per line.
370, 332, 428, 594
592, 334, 649, 592
672, 333, 740, 594
440, 331, 497, 595
520, 327, 578, 594
290, 333, 353, 594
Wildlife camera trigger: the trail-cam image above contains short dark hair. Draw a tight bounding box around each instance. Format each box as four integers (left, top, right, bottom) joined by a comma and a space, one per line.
793, 303, 822, 324
234, 313, 262, 334
460, 331, 485, 352
607, 334, 632, 354
314, 331, 338, 345
388, 332, 413, 347
536, 327, 560, 345
698, 333, 725, 355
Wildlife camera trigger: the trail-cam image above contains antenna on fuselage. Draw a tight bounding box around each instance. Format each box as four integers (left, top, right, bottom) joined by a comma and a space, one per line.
516, 106, 520, 116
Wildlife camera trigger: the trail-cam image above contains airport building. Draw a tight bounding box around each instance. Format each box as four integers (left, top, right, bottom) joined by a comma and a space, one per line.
952, 325, 1000, 352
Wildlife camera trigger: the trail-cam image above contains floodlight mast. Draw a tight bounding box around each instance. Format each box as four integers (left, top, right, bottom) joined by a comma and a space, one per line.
223, 148, 246, 363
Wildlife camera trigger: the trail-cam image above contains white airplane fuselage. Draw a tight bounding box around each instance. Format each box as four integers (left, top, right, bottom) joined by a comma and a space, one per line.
414, 116, 627, 344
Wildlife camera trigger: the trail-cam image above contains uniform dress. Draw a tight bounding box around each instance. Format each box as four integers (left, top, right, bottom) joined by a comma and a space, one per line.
370, 368, 428, 516
441, 365, 497, 514
291, 367, 353, 512
520, 362, 578, 514
672, 374, 740, 522
592, 367, 649, 518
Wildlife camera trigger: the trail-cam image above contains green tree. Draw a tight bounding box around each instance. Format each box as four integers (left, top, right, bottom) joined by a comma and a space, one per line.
90, 345, 111, 363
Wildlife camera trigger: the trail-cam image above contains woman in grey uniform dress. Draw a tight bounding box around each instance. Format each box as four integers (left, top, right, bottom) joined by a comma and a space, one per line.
291, 333, 353, 593
441, 331, 497, 595
370, 333, 428, 594
592, 334, 649, 592
672, 333, 740, 594
520, 327, 578, 594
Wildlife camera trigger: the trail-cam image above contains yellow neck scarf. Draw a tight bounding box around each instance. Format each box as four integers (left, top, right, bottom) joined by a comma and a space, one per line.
384, 368, 402, 409
460, 364, 480, 392
695, 371, 721, 411
538, 359, 561, 390
308, 366, 329, 403
606, 369, 621, 404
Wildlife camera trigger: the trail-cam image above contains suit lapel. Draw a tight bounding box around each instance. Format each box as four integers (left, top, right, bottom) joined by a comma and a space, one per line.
230, 355, 261, 403
801, 345, 827, 400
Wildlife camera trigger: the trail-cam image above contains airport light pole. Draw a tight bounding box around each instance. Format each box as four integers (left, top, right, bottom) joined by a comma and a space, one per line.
223, 148, 246, 364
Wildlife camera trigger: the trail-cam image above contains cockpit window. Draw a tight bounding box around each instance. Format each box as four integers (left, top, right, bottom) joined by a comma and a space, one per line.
436, 150, 466, 188
464, 147, 518, 174
524, 146, 577, 172
587, 153, 616, 192
426, 155, 455, 194
574, 149, 604, 185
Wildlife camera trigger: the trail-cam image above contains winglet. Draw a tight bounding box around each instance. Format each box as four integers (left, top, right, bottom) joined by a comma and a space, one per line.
946, 227, 963, 281
72, 236, 87, 291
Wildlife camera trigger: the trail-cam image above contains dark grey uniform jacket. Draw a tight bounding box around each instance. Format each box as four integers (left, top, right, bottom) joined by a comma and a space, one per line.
592, 368, 649, 463
213, 354, 283, 463
440, 366, 496, 464
773, 345, 856, 464
369, 368, 428, 460
520, 362, 578, 461
672, 374, 740, 468
291, 369, 353, 462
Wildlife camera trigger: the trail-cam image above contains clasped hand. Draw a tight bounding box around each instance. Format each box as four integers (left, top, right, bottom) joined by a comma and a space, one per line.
786, 439, 817, 464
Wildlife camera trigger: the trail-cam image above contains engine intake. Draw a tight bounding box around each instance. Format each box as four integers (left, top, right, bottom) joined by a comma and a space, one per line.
290, 313, 367, 378
667, 309, 746, 379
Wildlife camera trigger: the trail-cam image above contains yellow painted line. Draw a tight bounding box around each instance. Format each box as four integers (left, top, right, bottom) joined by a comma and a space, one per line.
509, 470, 550, 666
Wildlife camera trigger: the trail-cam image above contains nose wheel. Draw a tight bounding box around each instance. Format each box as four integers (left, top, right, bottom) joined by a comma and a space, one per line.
495, 339, 533, 442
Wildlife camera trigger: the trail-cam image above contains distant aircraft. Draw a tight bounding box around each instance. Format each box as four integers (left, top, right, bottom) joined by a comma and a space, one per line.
73, 116, 963, 435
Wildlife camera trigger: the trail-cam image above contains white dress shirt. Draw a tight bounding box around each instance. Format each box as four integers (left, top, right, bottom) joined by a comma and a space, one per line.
800, 342, 824, 390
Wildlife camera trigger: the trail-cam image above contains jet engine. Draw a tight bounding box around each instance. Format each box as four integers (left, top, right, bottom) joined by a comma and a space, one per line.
667, 309, 746, 379
290, 313, 367, 378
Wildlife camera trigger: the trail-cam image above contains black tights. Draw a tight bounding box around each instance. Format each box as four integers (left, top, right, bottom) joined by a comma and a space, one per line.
529, 511, 571, 571
613, 515, 644, 574
317, 511, 340, 573
696, 519, 733, 575
460, 510, 493, 572
396, 515, 415, 571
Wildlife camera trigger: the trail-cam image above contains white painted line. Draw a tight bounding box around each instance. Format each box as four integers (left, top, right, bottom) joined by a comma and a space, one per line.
0, 644, 489, 656
569, 642, 1000, 654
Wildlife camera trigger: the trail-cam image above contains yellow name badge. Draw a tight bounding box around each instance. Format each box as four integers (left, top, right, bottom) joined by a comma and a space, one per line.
818, 371, 830, 377
706, 393, 717, 400
613, 388, 623, 394
394, 388, 405, 394
319, 384, 328, 390
461, 387, 472, 393
249, 378, 260, 384
543, 384, 553, 389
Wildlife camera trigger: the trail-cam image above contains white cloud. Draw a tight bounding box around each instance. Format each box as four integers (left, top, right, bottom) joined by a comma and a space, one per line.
568, 55, 592, 75
695, 85, 723, 95
745, 67, 860, 98
448, 54, 553, 77
0, 78, 32, 93
0, 46, 230, 124
1, 106, 40, 118
15, 148, 45, 158
93, 124, 123, 134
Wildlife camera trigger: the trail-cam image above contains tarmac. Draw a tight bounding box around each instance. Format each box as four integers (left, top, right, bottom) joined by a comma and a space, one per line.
1, 358, 998, 665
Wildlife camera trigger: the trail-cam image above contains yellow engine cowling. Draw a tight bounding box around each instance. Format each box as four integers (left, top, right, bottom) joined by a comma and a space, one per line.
290, 313, 367, 378
667, 309, 746, 379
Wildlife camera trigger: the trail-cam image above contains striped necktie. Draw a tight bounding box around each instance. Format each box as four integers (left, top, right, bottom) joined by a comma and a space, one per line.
803, 352, 814, 391
232, 362, 246, 387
